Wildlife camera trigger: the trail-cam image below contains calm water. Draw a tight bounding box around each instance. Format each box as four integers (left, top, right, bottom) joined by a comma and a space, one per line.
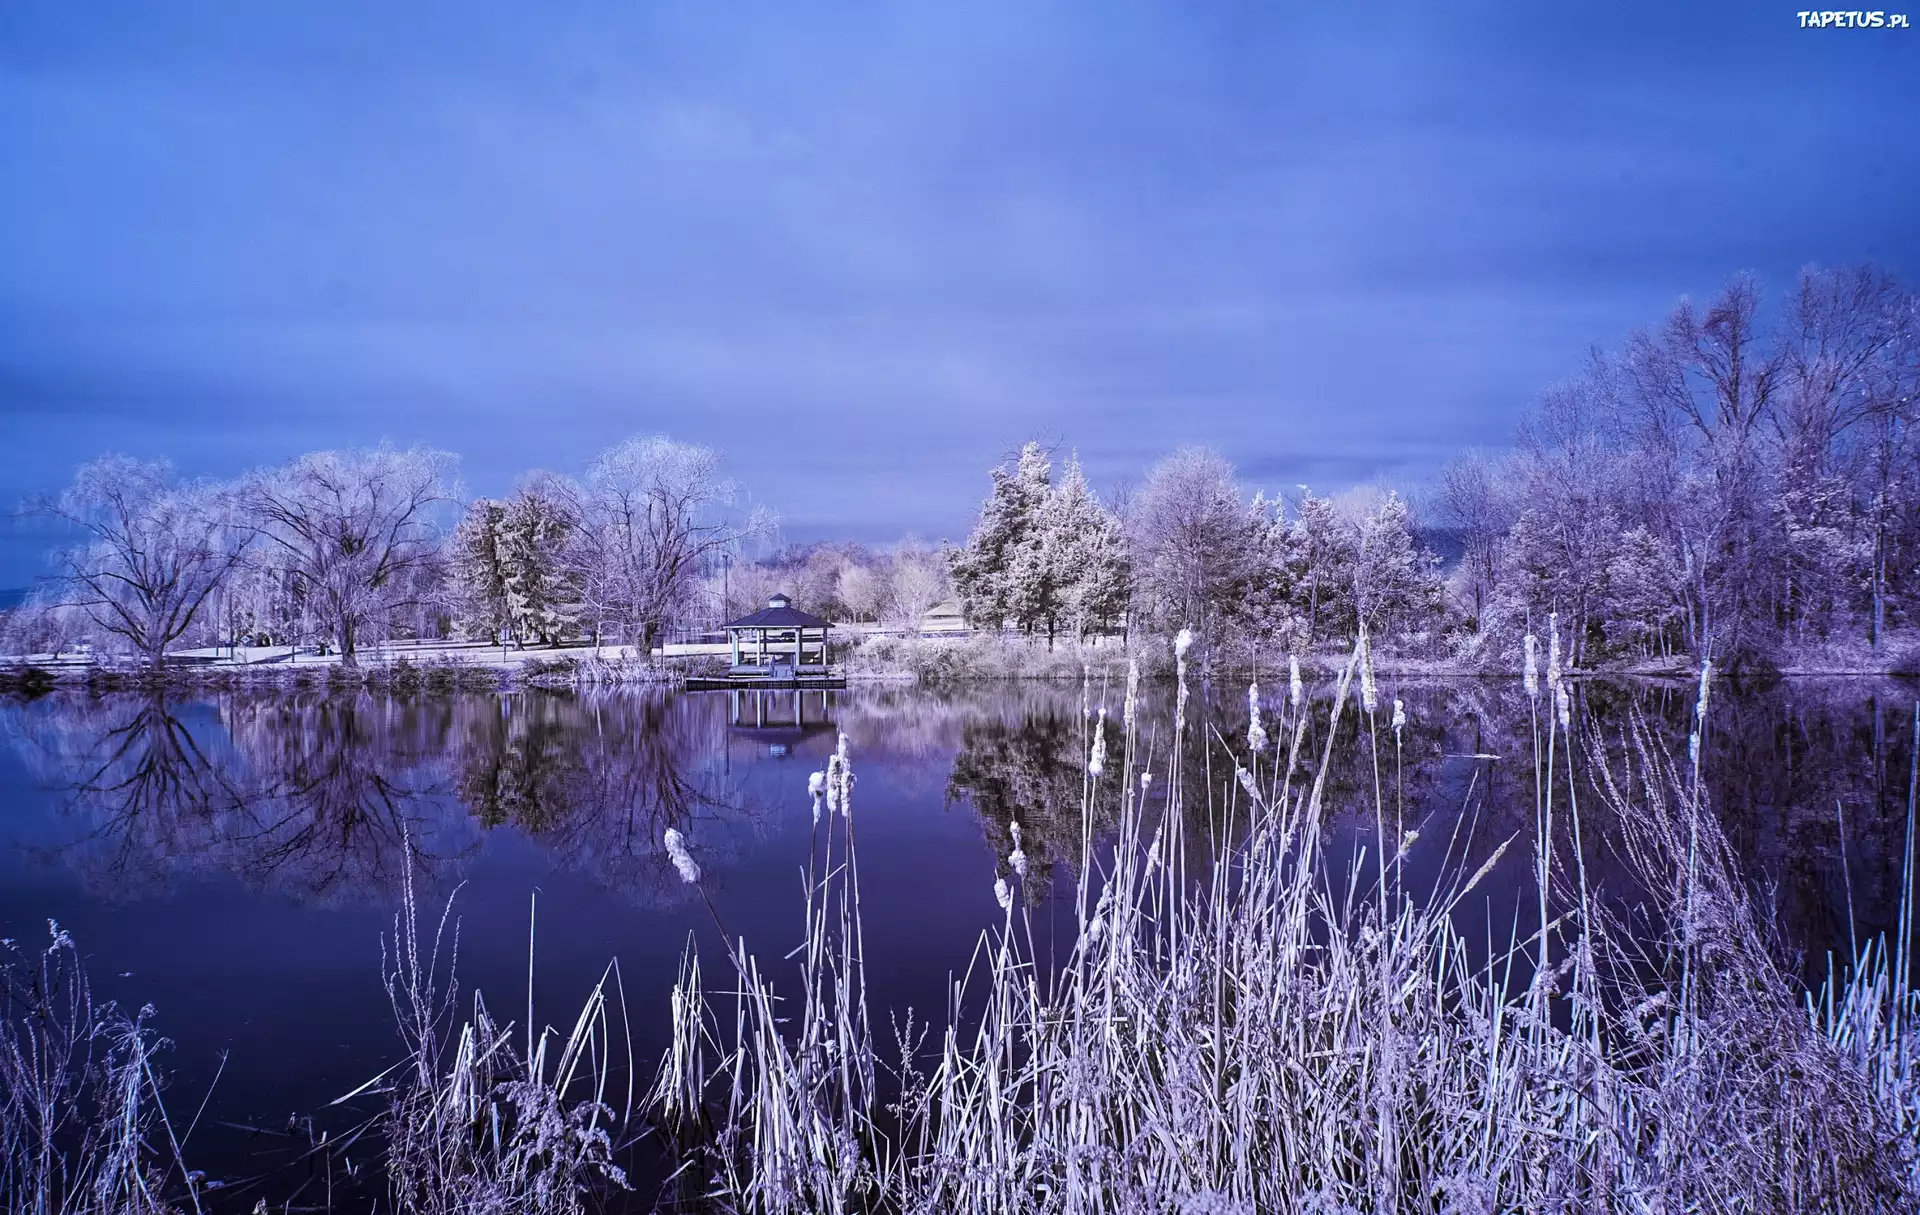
2, 676, 1914, 1207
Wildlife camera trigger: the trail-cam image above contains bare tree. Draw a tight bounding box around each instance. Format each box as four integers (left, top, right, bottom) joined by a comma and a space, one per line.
573, 436, 773, 653
1130, 446, 1254, 646
36, 456, 249, 667
243, 446, 458, 667
888, 540, 949, 635
1436, 451, 1514, 628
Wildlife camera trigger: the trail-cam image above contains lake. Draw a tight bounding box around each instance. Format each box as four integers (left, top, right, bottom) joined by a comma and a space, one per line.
2, 675, 1914, 1208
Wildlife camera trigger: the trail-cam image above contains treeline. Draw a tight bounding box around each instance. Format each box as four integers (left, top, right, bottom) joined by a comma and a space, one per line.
949, 264, 1920, 670
947, 444, 1440, 663
11, 264, 1916, 673
1443, 266, 1920, 668
6, 436, 774, 666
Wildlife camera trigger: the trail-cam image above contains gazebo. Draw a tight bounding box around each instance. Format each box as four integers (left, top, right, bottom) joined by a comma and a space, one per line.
720, 593, 835, 684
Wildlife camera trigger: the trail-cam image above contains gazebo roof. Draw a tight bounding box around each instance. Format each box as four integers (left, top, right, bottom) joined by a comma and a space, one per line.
724, 593, 832, 631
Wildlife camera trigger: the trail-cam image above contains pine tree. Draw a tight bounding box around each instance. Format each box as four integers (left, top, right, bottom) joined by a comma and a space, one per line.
451, 498, 510, 642
950, 442, 1053, 631
1031, 455, 1130, 645
1290, 490, 1356, 643
498, 481, 581, 646
1351, 491, 1444, 641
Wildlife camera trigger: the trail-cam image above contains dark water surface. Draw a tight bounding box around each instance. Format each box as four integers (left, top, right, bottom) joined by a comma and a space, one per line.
2, 676, 1915, 1207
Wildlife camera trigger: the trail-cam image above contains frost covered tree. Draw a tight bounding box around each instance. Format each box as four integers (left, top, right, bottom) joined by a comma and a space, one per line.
1437, 452, 1515, 630
949, 442, 1053, 632
1602, 527, 1685, 658
573, 436, 772, 652
1019, 454, 1130, 645
1350, 491, 1444, 642
889, 546, 949, 635
38, 456, 250, 667
836, 563, 885, 622
1130, 446, 1256, 649
243, 445, 458, 666
1288, 489, 1357, 645
498, 476, 581, 645
450, 498, 511, 642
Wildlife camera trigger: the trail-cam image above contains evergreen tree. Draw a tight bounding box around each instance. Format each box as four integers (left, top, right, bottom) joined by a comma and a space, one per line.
1289, 490, 1356, 643
950, 442, 1053, 631
498, 480, 581, 646
1035, 455, 1131, 644
1602, 527, 1685, 658
451, 498, 510, 642
1351, 491, 1444, 641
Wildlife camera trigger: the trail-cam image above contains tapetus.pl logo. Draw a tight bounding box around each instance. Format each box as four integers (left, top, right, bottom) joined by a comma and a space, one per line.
1796, 9, 1911, 26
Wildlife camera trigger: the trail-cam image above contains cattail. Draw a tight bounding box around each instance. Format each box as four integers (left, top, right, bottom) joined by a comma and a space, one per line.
1391, 698, 1406, 743
1555, 682, 1571, 731
1236, 765, 1262, 805
1081, 662, 1091, 723
994, 877, 1013, 912
1140, 771, 1153, 793
663, 828, 700, 885
1289, 654, 1303, 709
1359, 622, 1377, 714
1246, 682, 1268, 753
1123, 658, 1141, 732
807, 770, 826, 797
1546, 613, 1562, 687
1523, 633, 1539, 697
1695, 659, 1713, 725
1688, 730, 1700, 767
1009, 847, 1028, 879
1173, 628, 1194, 733
1088, 708, 1108, 776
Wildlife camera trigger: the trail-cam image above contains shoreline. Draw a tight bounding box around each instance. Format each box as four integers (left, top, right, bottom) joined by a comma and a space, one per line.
3, 649, 1913, 696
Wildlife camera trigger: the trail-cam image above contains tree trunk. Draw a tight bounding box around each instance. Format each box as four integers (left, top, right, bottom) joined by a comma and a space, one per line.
339, 618, 359, 668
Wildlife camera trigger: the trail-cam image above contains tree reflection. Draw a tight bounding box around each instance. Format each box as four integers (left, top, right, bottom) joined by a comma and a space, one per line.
6, 693, 476, 903
449, 691, 762, 904
4, 690, 768, 910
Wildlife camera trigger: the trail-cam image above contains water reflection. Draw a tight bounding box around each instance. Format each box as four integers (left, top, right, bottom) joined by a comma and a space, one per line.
3, 691, 773, 910
2, 679, 1913, 966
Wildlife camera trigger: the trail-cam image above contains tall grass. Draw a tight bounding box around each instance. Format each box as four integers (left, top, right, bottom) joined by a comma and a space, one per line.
656, 638, 1920, 1213
1, 925, 199, 1215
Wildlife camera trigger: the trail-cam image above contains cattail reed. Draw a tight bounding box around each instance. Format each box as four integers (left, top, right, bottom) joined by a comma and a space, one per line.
1523, 632, 1539, 697
993, 876, 1012, 912
1123, 657, 1141, 733
1246, 681, 1269, 753
1174, 628, 1193, 733
1289, 653, 1303, 709
664, 827, 701, 884
1547, 612, 1562, 686
1088, 707, 1108, 776
1358, 621, 1377, 714
1391, 697, 1406, 744
1008, 821, 1028, 879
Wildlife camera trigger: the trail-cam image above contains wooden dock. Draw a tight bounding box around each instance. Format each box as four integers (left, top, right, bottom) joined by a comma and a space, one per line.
686, 670, 846, 691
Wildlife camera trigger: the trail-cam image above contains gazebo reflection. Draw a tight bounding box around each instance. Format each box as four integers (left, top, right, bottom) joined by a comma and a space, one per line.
726, 688, 839, 759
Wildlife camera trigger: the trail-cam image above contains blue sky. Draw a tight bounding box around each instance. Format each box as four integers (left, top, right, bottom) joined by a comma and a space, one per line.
2, 1, 1916, 585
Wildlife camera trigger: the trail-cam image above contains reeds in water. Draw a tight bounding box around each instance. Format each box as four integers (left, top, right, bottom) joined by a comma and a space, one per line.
1, 925, 194, 1215
653, 641, 1920, 1214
